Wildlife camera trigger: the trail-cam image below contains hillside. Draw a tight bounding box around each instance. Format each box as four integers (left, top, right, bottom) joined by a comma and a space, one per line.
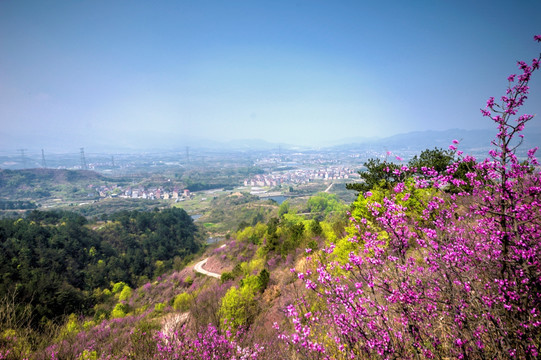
0, 168, 110, 206
0, 208, 201, 331
0, 193, 347, 359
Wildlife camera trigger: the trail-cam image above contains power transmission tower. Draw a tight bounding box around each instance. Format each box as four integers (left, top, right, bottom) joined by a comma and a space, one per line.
80, 147, 88, 170
17, 148, 27, 168
41, 149, 47, 168
186, 146, 190, 164
111, 155, 115, 167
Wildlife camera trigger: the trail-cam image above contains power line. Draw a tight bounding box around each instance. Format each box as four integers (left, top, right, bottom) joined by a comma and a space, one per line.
17, 148, 27, 169
41, 149, 47, 168
80, 147, 87, 170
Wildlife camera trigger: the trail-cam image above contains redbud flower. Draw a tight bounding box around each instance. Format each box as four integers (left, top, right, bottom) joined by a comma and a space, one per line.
534, 34, 541, 42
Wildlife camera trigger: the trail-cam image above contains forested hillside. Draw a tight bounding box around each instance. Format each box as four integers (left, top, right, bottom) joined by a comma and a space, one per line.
0, 208, 200, 327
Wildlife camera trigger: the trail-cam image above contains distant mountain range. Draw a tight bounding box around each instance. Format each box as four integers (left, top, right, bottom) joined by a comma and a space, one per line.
330, 128, 541, 155
219, 128, 541, 154
330, 128, 492, 150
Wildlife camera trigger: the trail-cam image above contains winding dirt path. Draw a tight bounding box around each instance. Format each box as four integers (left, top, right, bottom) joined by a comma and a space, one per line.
194, 258, 221, 278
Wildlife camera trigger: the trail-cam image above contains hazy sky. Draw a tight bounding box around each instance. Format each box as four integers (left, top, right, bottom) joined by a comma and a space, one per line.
1, 0, 540, 151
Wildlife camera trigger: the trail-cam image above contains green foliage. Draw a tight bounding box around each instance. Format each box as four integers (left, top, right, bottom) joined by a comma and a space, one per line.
246, 258, 265, 274
278, 200, 291, 218
347, 148, 476, 194
237, 220, 250, 232
306, 193, 346, 217
236, 223, 267, 245
0, 200, 37, 210
172, 292, 191, 312
154, 302, 166, 313
337, 179, 436, 263
321, 221, 339, 243
309, 219, 323, 238
59, 313, 80, 338
281, 212, 304, 226
111, 303, 128, 318
219, 283, 257, 332
257, 269, 270, 292
307, 239, 318, 251
118, 286, 132, 302
202, 192, 269, 233
112, 282, 127, 294
408, 147, 454, 174
231, 264, 243, 278
281, 222, 305, 256
77, 350, 98, 360
220, 272, 235, 282
346, 158, 404, 193
0, 168, 103, 203
0, 207, 200, 327
82, 320, 95, 331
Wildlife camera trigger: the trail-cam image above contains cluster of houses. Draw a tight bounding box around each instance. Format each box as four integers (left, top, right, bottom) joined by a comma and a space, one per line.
92, 184, 191, 201
244, 166, 358, 187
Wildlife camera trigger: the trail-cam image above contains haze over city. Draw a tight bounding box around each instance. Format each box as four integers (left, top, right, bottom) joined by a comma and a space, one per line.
1, 0, 540, 152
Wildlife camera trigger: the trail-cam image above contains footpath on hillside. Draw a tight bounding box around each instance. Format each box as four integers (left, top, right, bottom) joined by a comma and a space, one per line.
193, 244, 226, 279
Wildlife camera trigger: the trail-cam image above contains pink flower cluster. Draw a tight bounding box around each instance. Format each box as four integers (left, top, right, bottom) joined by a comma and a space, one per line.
280, 35, 541, 359
155, 323, 264, 360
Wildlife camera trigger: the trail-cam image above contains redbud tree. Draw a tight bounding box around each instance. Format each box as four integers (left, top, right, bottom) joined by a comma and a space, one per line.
277, 35, 541, 359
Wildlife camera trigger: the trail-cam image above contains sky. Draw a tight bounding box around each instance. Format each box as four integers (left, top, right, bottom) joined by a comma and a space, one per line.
1, 0, 540, 152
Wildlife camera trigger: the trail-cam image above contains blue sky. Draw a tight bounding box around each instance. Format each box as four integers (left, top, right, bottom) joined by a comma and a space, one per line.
1, 0, 540, 151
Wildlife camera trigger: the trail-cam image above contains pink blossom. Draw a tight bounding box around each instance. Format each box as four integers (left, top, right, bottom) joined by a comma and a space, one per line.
280, 35, 541, 360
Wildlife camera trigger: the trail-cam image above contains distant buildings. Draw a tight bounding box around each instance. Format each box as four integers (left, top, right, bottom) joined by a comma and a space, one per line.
94, 183, 193, 201
243, 166, 357, 187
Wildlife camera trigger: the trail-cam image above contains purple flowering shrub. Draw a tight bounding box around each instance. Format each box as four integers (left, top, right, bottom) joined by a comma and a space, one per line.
278, 36, 541, 359
155, 323, 265, 360
38, 310, 156, 360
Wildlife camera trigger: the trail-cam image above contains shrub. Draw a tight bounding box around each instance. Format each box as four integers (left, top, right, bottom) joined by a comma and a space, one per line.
111, 303, 128, 318
154, 302, 166, 313
172, 293, 191, 312
111, 281, 127, 294
118, 286, 132, 302
220, 272, 235, 283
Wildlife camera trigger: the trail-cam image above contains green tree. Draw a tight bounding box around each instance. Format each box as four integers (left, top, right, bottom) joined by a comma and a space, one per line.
173, 292, 191, 311
309, 219, 323, 238
346, 158, 404, 193
219, 284, 257, 332
408, 147, 454, 174
256, 269, 270, 292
